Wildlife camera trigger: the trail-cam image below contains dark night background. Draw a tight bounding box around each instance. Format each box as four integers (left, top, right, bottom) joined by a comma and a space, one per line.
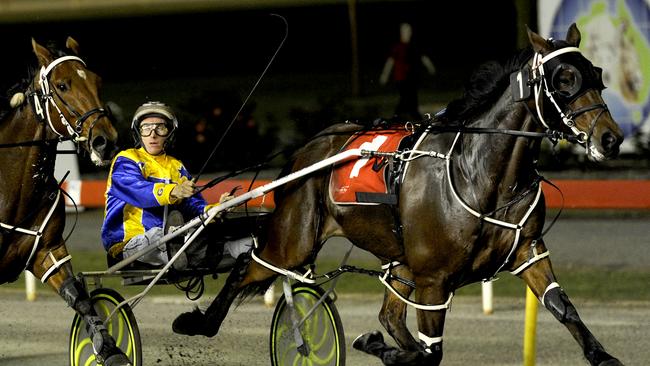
0, 1, 536, 173
0, 2, 525, 81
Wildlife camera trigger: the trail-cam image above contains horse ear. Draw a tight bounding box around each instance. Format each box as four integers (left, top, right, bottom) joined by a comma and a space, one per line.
31, 38, 52, 67
526, 25, 550, 54
66, 36, 81, 56
565, 23, 581, 47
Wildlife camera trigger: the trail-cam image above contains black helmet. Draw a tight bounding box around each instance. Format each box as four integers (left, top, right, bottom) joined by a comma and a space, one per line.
130, 101, 179, 148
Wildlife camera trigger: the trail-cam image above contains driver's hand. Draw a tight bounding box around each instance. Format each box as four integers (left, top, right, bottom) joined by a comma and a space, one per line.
219, 192, 235, 204
171, 178, 196, 200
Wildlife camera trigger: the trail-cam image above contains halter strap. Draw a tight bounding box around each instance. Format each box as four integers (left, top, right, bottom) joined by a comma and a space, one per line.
35, 55, 88, 140
39, 56, 86, 86
530, 46, 607, 144
538, 46, 580, 64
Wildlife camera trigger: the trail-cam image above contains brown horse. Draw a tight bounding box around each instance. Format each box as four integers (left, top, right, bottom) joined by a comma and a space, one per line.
0, 38, 130, 365
174, 24, 625, 366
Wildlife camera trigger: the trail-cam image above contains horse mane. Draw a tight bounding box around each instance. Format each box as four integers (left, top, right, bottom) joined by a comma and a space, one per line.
0, 40, 70, 122
437, 47, 534, 125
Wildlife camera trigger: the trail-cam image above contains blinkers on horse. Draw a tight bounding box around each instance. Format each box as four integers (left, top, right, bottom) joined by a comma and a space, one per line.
171, 24, 624, 366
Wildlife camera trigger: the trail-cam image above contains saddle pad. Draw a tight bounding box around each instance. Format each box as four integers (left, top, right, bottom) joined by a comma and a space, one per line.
329, 128, 412, 205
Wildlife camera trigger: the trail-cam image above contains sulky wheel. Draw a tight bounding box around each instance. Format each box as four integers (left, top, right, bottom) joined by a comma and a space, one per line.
69, 288, 142, 366
270, 284, 345, 366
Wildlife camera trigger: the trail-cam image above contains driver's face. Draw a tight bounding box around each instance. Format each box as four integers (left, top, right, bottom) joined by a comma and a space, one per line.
140, 116, 168, 155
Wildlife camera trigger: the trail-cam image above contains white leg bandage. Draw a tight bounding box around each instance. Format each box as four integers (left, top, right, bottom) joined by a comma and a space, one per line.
418, 332, 442, 353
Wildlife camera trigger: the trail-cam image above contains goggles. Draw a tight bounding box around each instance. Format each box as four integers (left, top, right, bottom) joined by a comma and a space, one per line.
139, 123, 171, 137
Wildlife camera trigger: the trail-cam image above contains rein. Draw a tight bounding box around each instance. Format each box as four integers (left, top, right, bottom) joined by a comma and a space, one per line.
421, 120, 584, 143
0, 136, 66, 149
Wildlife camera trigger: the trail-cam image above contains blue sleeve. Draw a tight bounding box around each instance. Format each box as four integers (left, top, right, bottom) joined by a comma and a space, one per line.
109, 156, 175, 208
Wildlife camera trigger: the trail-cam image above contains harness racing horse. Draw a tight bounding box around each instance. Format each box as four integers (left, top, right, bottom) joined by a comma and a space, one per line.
174, 24, 624, 366
0, 38, 130, 366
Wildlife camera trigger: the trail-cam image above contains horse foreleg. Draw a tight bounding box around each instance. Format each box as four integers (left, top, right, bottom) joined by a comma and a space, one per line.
520, 255, 622, 366
353, 278, 447, 366
173, 251, 279, 336
173, 254, 254, 337
32, 244, 131, 366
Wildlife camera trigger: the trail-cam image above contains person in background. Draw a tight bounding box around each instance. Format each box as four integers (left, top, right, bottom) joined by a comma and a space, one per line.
380, 22, 436, 120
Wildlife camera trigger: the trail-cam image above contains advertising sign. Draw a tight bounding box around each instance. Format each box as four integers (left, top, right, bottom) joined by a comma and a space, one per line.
539, 0, 650, 153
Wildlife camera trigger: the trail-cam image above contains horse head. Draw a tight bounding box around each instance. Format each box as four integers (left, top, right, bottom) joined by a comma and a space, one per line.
527, 23, 624, 161
30, 37, 118, 166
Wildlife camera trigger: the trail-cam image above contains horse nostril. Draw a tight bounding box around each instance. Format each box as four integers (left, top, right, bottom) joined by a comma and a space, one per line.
92, 135, 107, 153
600, 131, 620, 153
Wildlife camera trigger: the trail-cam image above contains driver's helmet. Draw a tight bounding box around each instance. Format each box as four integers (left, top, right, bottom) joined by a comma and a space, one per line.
130, 101, 179, 147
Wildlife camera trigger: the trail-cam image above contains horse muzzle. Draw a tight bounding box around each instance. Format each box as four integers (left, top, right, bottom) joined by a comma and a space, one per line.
587, 126, 623, 162
89, 133, 119, 166
77, 108, 118, 166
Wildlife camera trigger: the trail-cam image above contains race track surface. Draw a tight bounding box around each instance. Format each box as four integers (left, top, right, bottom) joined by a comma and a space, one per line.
0, 292, 648, 366
0, 210, 648, 365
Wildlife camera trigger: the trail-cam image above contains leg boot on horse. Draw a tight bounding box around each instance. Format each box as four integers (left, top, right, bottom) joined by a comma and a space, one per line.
59, 277, 132, 365
353, 330, 442, 366
33, 245, 131, 366
520, 254, 623, 366
353, 275, 449, 366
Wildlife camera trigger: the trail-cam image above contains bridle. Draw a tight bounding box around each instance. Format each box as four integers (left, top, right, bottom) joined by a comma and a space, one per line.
529, 45, 608, 148
0, 54, 107, 280
29, 55, 109, 151
418, 45, 608, 147
393, 44, 612, 287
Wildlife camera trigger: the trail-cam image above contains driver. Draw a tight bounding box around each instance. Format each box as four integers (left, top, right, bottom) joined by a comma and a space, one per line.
100, 101, 250, 269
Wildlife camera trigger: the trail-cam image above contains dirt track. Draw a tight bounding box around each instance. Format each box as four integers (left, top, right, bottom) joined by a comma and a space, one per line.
0, 210, 648, 365
0, 291, 648, 366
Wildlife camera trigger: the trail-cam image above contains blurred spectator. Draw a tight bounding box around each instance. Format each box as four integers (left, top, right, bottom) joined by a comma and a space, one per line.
380, 22, 435, 120
175, 90, 268, 173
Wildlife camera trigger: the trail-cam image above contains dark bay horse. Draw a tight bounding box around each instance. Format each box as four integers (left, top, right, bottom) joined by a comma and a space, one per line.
0, 38, 130, 365
175, 24, 624, 366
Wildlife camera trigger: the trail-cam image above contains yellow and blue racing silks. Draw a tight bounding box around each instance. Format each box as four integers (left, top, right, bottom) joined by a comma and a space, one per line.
101, 148, 207, 257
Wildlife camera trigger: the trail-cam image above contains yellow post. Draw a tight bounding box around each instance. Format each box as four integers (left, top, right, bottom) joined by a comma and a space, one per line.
523, 286, 538, 366
25, 271, 37, 301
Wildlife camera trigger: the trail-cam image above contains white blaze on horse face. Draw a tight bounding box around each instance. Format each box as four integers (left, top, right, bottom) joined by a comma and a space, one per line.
76, 69, 87, 80
350, 135, 388, 178
90, 151, 104, 166
588, 143, 606, 162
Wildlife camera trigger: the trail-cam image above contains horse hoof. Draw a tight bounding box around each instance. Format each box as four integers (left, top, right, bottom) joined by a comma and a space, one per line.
598, 360, 623, 366
352, 330, 384, 351
172, 308, 217, 337
103, 353, 132, 366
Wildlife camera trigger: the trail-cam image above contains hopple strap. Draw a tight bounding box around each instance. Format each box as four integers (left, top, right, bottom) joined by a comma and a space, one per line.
40, 244, 72, 282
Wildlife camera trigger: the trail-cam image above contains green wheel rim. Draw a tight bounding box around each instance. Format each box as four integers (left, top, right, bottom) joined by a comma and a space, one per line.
68, 288, 141, 366
270, 285, 345, 366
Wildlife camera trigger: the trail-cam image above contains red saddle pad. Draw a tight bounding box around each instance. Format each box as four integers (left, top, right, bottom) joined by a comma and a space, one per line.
329, 128, 412, 205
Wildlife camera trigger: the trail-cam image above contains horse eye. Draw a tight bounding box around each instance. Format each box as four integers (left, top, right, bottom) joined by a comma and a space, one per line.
57, 82, 68, 92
